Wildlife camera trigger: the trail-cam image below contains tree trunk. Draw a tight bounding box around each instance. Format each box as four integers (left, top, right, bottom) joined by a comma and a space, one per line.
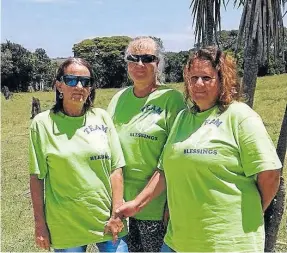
242, 38, 259, 108
206, 0, 215, 46
264, 104, 287, 252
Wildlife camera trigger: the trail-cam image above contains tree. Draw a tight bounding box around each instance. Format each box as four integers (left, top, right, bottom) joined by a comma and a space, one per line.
1, 41, 56, 91
165, 51, 190, 83
190, 0, 227, 47
1, 41, 34, 91
73, 36, 132, 88
32, 48, 54, 90
264, 105, 287, 252
236, 0, 285, 107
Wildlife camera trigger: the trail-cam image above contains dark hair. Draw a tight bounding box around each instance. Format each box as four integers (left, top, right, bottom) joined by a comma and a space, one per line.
184, 46, 242, 113
52, 57, 96, 113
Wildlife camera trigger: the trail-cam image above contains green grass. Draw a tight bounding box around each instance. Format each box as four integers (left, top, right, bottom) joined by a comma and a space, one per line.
2, 74, 287, 252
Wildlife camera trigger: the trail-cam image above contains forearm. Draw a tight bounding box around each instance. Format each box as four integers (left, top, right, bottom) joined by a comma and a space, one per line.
134, 169, 166, 212
110, 168, 124, 216
257, 170, 280, 212
30, 175, 46, 224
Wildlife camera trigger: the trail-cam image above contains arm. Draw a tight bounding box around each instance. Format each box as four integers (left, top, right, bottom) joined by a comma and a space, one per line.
116, 170, 166, 218
257, 170, 280, 212
30, 175, 50, 250
110, 168, 124, 215
104, 168, 125, 242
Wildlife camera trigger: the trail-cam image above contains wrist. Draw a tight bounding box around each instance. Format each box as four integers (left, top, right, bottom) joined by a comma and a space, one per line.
132, 199, 143, 212
112, 201, 124, 216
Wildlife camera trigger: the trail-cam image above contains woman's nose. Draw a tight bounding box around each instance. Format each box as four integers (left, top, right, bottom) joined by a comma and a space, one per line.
76, 81, 83, 88
136, 59, 144, 66
195, 77, 204, 86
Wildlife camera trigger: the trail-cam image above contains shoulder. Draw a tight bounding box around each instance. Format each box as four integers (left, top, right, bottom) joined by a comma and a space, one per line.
173, 108, 189, 123
30, 110, 51, 129
90, 107, 110, 117
157, 85, 183, 96
154, 86, 185, 105
110, 87, 131, 101
225, 101, 260, 123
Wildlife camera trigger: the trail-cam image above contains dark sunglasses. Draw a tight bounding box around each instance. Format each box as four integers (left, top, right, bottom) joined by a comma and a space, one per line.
125, 54, 158, 64
60, 75, 92, 87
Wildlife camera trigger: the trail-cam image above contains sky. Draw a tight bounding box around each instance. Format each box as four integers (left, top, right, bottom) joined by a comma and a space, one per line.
2, 0, 287, 58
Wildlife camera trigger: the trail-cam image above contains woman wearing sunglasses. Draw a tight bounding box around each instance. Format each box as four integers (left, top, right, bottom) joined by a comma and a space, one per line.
29, 58, 128, 252
107, 37, 186, 252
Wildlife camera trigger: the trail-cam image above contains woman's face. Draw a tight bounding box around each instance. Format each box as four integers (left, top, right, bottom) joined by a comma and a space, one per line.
56, 63, 92, 108
186, 59, 220, 111
127, 40, 158, 87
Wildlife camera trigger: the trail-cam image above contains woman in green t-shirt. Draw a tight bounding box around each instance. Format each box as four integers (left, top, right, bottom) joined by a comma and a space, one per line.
159, 47, 282, 252
107, 36, 186, 252
29, 58, 128, 252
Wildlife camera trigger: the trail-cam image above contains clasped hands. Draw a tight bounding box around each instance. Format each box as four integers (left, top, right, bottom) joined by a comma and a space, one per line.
104, 200, 141, 243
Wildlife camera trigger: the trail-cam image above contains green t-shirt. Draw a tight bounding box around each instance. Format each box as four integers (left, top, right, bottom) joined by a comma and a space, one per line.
29, 108, 127, 249
158, 102, 282, 252
107, 86, 186, 220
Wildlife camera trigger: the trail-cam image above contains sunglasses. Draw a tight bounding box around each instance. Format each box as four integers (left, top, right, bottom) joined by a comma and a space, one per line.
60, 75, 92, 87
125, 54, 158, 64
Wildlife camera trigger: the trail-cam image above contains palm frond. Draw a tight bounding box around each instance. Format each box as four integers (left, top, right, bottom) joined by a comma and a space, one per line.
189, 0, 229, 47
236, 0, 285, 62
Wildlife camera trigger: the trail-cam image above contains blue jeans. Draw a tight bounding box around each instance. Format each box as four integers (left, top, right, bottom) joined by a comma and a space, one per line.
161, 242, 176, 252
54, 236, 128, 252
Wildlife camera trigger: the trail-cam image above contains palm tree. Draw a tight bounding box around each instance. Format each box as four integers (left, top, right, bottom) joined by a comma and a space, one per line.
237, 0, 285, 107
190, 0, 227, 47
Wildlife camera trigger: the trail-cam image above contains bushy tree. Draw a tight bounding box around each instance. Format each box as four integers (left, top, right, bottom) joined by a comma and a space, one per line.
165, 51, 189, 83
73, 36, 132, 88
1, 41, 56, 91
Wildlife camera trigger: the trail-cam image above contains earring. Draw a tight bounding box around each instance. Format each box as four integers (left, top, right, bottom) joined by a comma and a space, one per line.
59, 92, 63, 99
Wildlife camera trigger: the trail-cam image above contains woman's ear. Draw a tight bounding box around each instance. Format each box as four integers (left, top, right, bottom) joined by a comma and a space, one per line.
55, 80, 63, 93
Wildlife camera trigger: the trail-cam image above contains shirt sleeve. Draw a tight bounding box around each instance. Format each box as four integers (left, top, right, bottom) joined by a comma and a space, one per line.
103, 110, 126, 171
165, 91, 186, 134
29, 121, 48, 179
238, 115, 282, 177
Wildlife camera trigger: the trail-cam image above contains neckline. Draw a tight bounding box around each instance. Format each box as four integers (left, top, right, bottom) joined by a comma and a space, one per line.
58, 111, 87, 120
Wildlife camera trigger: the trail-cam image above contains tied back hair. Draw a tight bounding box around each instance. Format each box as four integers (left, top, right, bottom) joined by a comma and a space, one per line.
184, 46, 242, 113
125, 36, 165, 84
52, 57, 96, 114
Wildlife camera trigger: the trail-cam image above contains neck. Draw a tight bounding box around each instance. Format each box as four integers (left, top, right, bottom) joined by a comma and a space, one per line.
62, 102, 85, 117
198, 103, 216, 112
133, 81, 158, 98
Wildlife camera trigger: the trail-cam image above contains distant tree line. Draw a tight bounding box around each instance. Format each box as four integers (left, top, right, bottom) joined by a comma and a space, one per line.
1, 29, 286, 92
1, 41, 58, 92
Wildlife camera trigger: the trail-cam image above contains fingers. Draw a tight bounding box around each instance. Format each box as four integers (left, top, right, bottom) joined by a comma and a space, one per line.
36, 235, 50, 250
112, 230, 118, 244
104, 224, 110, 235
104, 217, 124, 244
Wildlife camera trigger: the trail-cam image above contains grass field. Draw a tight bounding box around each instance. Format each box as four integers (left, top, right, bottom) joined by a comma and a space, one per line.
2, 74, 287, 252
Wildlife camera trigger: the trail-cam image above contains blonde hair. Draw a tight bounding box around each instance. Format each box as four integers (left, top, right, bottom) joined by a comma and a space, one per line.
125, 36, 165, 84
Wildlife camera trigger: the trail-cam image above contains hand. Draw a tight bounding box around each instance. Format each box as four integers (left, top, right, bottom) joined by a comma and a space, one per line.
35, 222, 50, 250
104, 216, 124, 244
115, 200, 141, 218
